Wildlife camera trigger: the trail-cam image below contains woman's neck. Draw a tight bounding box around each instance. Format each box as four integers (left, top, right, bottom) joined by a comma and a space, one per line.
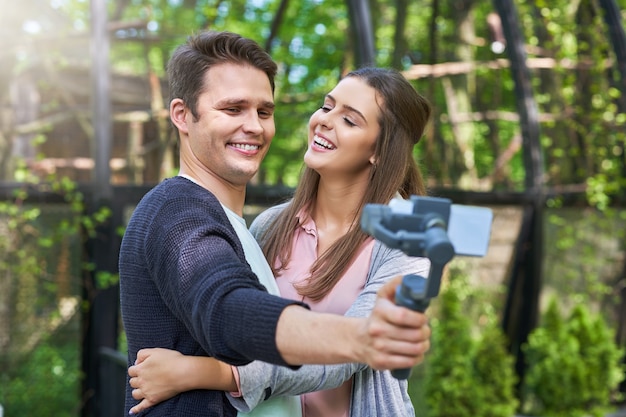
312, 176, 367, 240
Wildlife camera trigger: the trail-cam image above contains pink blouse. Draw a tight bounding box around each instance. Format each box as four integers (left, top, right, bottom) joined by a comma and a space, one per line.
276, 213, 375, 417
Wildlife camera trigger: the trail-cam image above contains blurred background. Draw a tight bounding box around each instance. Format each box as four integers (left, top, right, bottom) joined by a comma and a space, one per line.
0, 0, 625, 416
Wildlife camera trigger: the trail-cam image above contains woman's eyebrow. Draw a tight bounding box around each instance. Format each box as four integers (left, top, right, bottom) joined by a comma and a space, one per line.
326, 93, 367, 124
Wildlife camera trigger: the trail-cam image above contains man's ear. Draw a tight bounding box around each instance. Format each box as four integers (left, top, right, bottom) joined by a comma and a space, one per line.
170, 98, 189, 134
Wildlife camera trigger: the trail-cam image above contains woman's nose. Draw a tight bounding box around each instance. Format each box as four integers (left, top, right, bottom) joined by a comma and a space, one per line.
316, 110, 333, 129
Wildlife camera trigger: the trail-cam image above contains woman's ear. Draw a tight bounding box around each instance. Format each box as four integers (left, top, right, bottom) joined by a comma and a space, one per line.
170, 98, 189, 134
369, 156, 377, 166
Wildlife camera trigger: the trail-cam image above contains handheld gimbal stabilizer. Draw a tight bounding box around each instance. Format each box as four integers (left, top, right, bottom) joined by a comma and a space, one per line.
360, 195, 492, 379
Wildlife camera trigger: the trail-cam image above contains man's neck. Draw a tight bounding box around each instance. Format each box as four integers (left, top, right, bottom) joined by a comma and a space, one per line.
178, 172, 246, 216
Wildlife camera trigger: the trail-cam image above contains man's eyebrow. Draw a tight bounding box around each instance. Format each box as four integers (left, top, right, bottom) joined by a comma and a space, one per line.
261, 100, 276, 110
216, 98, 275, 110
326, 93, 366, 123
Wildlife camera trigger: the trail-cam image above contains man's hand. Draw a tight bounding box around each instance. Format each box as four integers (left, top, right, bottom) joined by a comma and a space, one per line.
357, 275, 431, 370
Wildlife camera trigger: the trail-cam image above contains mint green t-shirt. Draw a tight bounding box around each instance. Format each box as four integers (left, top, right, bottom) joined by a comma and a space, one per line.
222, 205, 303, 417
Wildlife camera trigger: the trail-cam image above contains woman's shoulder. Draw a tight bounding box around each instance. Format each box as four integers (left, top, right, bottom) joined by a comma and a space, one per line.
249, 201, 290, 236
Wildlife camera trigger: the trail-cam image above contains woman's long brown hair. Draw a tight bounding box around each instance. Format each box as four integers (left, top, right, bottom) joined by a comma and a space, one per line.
258, 67, 432, 301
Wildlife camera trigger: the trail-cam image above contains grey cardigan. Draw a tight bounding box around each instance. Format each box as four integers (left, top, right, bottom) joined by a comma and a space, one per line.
227, 203, 430, 417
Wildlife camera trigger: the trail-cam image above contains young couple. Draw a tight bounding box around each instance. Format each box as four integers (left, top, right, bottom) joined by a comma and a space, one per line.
119, 30, 432, 417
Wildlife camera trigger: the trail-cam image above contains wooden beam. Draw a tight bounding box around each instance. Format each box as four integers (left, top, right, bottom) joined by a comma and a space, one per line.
403, 57, 614, 80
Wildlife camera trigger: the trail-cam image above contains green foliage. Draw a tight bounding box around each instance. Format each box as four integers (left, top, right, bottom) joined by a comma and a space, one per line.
424, 276, 479, 417
0, 166, 112, 415
95, 270, 120, 290
522, 297, 625, 417
422, 271, 518, 417
545, 208, 625, 305
0, 337, 81, 417
4, 1, 626, 415
473, 324, 519, 417
5, 0, 626, 199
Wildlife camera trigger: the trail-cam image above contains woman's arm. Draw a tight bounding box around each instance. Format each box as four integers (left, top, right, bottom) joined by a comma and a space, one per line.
128, 348, 235, 414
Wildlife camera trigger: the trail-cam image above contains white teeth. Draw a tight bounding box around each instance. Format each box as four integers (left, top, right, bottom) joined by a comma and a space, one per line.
232, 143, 260, 151
314, 135, 335, 150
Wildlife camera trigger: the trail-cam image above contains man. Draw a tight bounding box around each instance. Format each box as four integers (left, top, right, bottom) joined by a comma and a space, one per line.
119, 31, 430, 416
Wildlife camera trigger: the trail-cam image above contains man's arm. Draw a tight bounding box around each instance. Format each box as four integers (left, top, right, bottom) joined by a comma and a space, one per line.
275, 275, 430, 370
150, 189, 427, 369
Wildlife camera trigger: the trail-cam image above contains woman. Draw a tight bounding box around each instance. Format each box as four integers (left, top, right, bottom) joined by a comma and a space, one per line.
128, 67, 432, 417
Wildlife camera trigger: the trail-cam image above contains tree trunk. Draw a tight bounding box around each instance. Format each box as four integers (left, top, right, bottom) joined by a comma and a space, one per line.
346, 0, 376, 67
445, 0, 478, 187
494, 0, 545, 393
391, 0, 409, 69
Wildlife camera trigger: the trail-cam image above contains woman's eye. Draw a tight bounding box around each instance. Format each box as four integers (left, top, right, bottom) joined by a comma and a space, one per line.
344, 118, 356, 127
320, 105, 332, 112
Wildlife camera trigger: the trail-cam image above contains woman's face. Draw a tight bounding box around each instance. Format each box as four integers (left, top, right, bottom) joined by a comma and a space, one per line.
304, 76, 381, 179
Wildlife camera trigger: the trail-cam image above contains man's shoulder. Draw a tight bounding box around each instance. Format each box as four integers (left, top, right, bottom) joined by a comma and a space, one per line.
126, 177, 230, 237
139, 177, 221, 210
153, 176, 215, 196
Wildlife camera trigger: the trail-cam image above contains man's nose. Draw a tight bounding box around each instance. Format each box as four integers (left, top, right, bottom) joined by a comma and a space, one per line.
242, 111, 264, 134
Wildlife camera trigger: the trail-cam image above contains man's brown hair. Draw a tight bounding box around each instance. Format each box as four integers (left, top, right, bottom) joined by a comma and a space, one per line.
167, 31, 277, 120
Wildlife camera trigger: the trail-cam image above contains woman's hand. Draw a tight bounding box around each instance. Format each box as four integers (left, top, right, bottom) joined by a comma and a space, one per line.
128, 347, 237, 415
128, 348, 190, 414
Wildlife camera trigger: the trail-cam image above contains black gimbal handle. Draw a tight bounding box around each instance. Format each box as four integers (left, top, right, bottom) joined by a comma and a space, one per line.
391, 274, 430, 379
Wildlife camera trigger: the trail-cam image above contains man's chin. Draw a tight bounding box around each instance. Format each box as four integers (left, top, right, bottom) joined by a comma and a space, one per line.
232, 166, 261, 184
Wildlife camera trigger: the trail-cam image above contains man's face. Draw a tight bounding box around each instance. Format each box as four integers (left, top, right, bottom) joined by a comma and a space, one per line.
176, 62, 276, 188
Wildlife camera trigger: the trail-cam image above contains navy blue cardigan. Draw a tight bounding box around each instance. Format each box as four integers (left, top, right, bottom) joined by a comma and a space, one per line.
119, 176, 303, 416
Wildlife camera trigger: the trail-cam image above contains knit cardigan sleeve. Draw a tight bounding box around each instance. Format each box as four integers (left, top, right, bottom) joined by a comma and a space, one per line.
120, 178, 303, 370
227, 203, 429, 416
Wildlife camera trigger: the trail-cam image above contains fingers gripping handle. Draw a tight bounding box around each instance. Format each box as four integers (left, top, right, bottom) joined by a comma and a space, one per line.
391, 274, 430, 380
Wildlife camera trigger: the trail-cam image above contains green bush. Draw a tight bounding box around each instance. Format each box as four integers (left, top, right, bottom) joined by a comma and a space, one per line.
421, 273, 518, 417
521, 297, 625, 417
0, 336, 81, 416
0, 169, 112, 416
423, 275, 480, 417
473, 324, 519, 417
